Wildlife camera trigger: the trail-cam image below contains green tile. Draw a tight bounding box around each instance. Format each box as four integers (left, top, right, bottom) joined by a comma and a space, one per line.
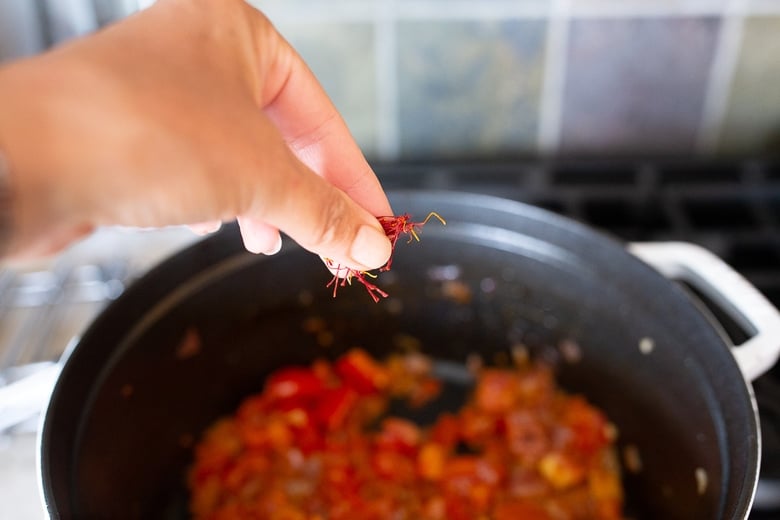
249, 0, 378, 25
265, 22, 378, 156
397, 20, 546, 159
720, 16, 780, 155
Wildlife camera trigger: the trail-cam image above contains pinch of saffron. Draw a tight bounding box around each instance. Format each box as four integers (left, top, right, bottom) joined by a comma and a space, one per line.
325, 212, 445, 302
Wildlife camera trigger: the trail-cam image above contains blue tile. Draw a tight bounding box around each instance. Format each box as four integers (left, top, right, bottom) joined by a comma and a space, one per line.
397, 19, 546, 158
271, 22, 378, 156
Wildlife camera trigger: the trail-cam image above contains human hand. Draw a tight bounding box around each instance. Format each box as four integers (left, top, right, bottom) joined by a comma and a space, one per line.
0, 0, 392, 271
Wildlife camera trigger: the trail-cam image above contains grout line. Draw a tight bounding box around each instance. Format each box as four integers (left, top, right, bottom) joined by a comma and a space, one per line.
537, 0, 569, 155
375, 0, 400, 160
251, 1, 377, 23
393, 0, 547, 19
567, 1, 746, 18
251, 0, 780, 23
696, 0, 747, 154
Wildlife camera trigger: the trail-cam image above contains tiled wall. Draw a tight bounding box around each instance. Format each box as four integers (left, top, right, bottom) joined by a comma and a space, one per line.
253, 0, 780, 161
2, 0, 778, 161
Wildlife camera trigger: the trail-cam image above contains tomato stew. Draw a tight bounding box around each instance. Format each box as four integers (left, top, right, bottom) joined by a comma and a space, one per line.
188, 348, 624, 520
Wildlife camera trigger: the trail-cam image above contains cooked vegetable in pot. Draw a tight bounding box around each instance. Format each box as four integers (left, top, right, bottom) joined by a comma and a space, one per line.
188, 348, 624, 520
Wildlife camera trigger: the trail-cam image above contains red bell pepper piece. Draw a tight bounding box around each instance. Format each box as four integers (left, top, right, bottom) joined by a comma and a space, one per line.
315, 385, 359, 431
334, 348, 389, 394
264, 367, 324, 402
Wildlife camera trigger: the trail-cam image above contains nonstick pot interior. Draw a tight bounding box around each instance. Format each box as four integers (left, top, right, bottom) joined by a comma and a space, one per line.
41, 192, 759, 519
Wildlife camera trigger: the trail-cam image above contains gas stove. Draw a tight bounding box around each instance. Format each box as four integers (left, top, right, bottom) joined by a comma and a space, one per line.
1, 158, 779, 518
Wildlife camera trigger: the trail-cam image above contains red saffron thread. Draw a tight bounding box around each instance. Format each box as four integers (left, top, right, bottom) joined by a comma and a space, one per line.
326, 212, 446, 302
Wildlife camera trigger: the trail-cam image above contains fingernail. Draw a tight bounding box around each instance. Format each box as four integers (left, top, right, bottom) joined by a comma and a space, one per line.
243, 232, 281, 255
350, 225, 391, 269
243, 234, 262, 254
189, 221, 222, 235
264, 234, 283, 255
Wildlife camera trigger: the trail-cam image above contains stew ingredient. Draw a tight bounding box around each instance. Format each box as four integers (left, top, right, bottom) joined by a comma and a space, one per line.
188, 348, 624, 520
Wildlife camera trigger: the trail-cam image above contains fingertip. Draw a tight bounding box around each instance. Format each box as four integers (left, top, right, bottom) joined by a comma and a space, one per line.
242, 231, 282, 255
349, 224, 392, 270
238, 217, 282, 255
264, 233, 283, 255
189, 220, 223, 235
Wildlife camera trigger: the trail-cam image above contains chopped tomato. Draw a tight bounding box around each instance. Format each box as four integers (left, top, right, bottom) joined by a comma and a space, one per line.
494, 499, 553, 520
429, 412, 460, 448
265, 367, 325, 402
562, 396, 611, 456
188, 348, 625, 519
314, 386, 358, 431
504, 410, 549, 462
334, 348, 389, 394
474, 369, 518, 413
459, 406, 498, 444
371, 450, 417, 482
376, 417, 421, 454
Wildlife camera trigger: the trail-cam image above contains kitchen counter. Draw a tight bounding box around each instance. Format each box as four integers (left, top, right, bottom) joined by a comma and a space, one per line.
0, 434, 43, 520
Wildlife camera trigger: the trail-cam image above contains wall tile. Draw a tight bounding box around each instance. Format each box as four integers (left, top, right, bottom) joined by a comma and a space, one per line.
719, 16, 780, 155
560, 17, 719, 156
252, 0, 375, 9
265, 22, 378, 156
572, 0, 729, 11
747, 0, 780, 11
399, 0, 547, 6
397, 19, 546, 159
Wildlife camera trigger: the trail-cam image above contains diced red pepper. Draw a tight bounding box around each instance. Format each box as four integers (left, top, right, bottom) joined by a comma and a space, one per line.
334, 348, 389, 394
264, 367, 325, 402
562, 396, 611, 456
314, 385, 359, 431
430, 413, 460, 448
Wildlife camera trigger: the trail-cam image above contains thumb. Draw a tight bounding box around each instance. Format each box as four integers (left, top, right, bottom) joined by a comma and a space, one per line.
247, 153, 392, 272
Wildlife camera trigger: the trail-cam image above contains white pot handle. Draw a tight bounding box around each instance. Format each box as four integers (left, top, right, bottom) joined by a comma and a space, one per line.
630, 241, 780, 382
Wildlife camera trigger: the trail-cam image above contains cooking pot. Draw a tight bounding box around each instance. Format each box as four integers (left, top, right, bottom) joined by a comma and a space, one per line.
32, 191, 780, 519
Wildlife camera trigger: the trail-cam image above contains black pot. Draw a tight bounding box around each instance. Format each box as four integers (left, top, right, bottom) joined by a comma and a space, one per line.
39, 191, 780, 519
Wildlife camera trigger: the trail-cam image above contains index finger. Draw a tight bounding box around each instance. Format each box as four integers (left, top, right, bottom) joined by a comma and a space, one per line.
254, 18, 392, 217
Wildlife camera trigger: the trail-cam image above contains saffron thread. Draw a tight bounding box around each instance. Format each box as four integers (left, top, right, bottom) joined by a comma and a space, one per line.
326, 212, 446, 302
